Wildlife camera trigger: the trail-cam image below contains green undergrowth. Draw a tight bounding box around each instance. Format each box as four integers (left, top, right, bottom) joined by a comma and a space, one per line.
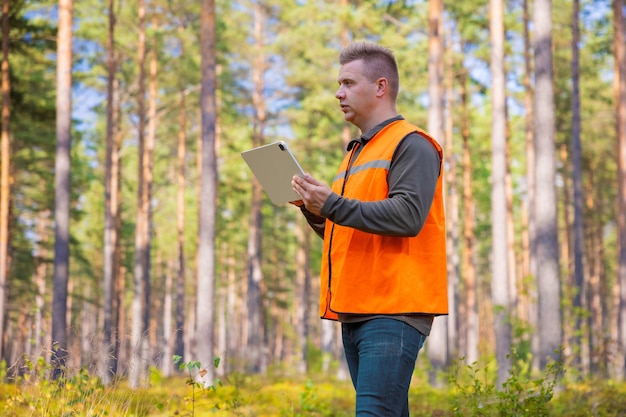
1, 356, 626, 416
0, 358, 356, 417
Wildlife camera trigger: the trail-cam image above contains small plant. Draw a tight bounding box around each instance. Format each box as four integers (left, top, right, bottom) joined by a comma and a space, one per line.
172, 354, 222, 416
450, 350, 564, 416
450, 357, 496, 416
279, 379, 340, 417
280, 379, 316, 417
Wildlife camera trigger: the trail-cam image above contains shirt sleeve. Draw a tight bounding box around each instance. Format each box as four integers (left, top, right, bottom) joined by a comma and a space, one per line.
320, 132, 441, 237
299, 206, 326, 239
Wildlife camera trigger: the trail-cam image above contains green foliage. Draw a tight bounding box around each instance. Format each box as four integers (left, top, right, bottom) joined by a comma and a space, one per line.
3, 358, 626, 416
449, 352, 564, 417
172, 355, 224, 416
551, 380, 626, 416
4, 1, 58, 309
277, 379, 351, 417
1, 357, 140, 417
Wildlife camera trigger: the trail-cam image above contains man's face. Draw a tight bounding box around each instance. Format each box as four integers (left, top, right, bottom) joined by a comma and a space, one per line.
336, 59, 379, 131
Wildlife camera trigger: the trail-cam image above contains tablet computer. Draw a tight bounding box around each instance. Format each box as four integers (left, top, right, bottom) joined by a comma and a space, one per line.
241, 141, 305, 205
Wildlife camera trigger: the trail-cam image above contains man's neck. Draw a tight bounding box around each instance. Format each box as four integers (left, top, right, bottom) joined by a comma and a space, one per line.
358, 101, 397, 132
359, 110, 399, 135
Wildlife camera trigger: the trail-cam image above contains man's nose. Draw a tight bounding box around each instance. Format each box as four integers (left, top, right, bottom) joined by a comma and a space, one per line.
336, 86, 344, 99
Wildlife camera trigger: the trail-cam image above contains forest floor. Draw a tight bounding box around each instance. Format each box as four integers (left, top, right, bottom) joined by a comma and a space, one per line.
1, 366, 626, 416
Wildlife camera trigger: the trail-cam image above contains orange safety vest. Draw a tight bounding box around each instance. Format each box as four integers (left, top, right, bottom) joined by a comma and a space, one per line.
320, 119, 448, 320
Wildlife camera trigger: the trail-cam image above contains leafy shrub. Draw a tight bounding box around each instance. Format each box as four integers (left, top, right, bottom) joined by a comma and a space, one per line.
449, 351, 564, 417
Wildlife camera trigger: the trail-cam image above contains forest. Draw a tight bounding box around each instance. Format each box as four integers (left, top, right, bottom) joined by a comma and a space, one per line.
0, 0, 626, 414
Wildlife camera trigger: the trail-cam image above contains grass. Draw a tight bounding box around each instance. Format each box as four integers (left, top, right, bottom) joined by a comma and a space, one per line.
1, 356, 626, 416
0, 372, 355, 416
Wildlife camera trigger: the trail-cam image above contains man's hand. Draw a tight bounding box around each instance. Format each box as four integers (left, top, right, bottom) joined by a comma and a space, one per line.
291, 174, 333, 216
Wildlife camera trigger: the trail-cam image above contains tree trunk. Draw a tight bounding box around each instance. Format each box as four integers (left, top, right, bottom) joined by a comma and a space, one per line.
142, 12, 158, 369
340, 0, 353, 149
534, 0, 562, 368
51, 0, 73, 379
460, 68, 479, 365
196, 0, 218, 386
0, 0, 11, 363
444, 37, 459, 359
112, 77, 123, 375
521, 0, 539, 371
80, 284, 96, 369
150, 247, 162, 368
174, 89, 187, 371
584, 172, 604, 375
613, 0, 626, 381
226, 244, 238, 373
295, 217, 311, 373
427, 0, 447, 384
580, 176, 595, 376
162, 257, 173, 376
505, 114, 518, 317
246, 0, 268, 374
32, 204, 50, 363
490, 0, 512, 385
130, 0, 148, 388
215, 252, 226, 377
559, 143, 575, 366
100, 0, 117, 385
570, 0, 586, 373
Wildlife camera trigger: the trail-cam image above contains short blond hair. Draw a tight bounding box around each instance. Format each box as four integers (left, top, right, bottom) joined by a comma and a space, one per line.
339, 41, 399, 100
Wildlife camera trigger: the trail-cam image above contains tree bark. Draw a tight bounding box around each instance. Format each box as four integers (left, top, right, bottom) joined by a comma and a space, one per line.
0, 0, 11, 363
570, 0, 586, 373
51, 0, 73, 379
226, 244, 238, 373
559, 143, 575, 365
534, 0, 563, 368
142, 12, 158, 371
295, 217, 311, 373
80, 284, 96, 369
161, 256, 173, 376
584, 173, 604, 375
33, 210, 50, 362
505, 114, 518, 317
490, 0, 512, 385
174, 89, 187, 371
444, 36, 459, 359
246, 0, 268, 374
522, 0, 539, 371
112, 76, 122, 375
460, 68, 479, 365
613, 0, 626, 381
100, 0, 117, 385
196, 0, 218, 386
130, 0, 148, 388
427, 0, 448, 384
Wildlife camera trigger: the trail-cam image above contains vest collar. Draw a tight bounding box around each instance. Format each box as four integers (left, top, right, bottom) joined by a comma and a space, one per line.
346, 115, 405, 152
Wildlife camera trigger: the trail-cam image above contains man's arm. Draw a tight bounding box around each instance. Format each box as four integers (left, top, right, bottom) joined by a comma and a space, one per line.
321, 133, 440, 237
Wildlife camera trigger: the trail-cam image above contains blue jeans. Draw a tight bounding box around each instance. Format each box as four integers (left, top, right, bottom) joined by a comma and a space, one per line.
341, 318, 427, 417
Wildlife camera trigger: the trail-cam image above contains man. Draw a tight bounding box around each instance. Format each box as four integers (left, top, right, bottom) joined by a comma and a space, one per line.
291, 41, 448, 416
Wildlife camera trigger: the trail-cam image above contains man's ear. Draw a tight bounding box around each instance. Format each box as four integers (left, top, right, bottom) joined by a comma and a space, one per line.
376, 78, 388, 97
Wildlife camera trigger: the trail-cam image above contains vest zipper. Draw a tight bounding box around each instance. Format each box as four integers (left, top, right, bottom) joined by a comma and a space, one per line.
325, 143, 359, 316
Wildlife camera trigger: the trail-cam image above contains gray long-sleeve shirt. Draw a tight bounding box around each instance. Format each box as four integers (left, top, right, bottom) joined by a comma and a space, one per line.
301, 116, 442, 335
